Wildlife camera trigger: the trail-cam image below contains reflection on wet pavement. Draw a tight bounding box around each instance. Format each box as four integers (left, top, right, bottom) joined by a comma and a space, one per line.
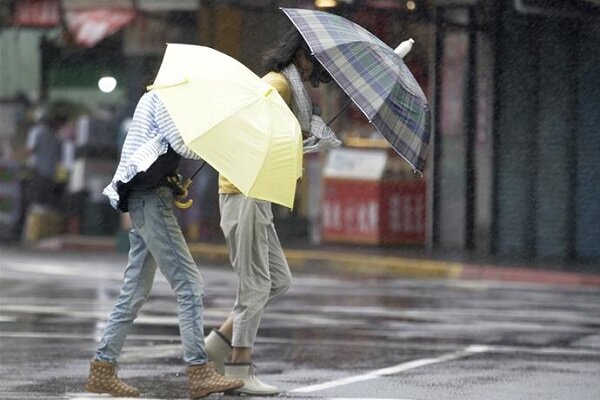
1, 247, 600, 399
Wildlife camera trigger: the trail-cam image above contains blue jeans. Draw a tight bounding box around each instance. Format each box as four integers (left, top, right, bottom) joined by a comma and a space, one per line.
95, 186, 207, 365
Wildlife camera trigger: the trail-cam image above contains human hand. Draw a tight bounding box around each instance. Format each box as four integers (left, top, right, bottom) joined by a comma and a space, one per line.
302, 115, 342, 154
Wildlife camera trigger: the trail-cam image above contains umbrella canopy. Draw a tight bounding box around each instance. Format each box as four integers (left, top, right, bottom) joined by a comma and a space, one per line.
148, 43, 303, 209
281, 7, 431, 173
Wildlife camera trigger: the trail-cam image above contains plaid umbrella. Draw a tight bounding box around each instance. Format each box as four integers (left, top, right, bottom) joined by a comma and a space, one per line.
281, 7, 431, 172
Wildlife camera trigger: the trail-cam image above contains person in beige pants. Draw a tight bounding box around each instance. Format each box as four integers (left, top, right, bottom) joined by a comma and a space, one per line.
204, 28, 340, 396
209, 194, 292, 395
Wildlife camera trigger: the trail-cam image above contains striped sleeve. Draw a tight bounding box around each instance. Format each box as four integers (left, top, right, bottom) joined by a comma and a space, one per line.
154, 95, 202, 161
118, 93, 165, 173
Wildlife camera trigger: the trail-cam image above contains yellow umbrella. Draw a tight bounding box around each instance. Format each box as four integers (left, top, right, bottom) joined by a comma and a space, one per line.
147, 43, 303, 209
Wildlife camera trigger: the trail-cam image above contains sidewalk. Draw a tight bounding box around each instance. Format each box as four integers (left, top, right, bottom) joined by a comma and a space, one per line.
33, 234, 600, 287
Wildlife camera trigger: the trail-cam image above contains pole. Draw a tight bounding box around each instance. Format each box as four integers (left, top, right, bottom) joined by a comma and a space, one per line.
465, 6, 477, 251
432, 7, 444, 248
39, 35, 50, 101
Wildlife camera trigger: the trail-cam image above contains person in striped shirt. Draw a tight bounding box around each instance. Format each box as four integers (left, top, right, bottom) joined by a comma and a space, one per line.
85, 91, 243, 399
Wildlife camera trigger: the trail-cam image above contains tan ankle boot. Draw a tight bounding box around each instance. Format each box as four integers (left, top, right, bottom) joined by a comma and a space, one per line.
205, 329, 232, 374
85, 359, 140, 397
187, 362, 244, 399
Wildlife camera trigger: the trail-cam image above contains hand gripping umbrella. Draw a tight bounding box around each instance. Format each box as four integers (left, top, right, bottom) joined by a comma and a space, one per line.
148, 44, 303, 209
281, 8, 431, 173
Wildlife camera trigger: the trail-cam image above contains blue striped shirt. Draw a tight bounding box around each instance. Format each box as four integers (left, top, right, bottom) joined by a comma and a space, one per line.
103, 91, 201, 210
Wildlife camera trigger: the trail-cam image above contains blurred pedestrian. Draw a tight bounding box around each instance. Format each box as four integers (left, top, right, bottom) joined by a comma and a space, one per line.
85, 91, 243, 398
21, 103, 72, 244
24, 105, 64, 207
204, 28, 341, 396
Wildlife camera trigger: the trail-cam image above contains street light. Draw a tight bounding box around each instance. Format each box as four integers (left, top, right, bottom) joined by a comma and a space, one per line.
315, 0, 338, 7
98, 76, 117, 93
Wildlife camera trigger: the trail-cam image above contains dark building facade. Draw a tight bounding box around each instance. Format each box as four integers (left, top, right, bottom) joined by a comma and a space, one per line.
434, 0, 600, 266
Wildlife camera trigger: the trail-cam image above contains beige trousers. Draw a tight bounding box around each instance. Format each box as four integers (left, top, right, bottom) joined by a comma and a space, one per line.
219, 194, 292, 348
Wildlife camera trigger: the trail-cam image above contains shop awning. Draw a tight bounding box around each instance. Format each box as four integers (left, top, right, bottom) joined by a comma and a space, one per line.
65, 7, 136, 47
136, 0, 198, 11
12, 0, 137, 47
13, 0, 61, 27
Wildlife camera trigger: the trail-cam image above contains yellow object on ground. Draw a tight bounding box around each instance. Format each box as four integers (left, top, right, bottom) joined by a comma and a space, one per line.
22, 205, 64, 244
148, 44, 302, 209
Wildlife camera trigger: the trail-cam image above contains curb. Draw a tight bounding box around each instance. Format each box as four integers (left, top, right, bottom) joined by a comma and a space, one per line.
187, 242, 463, 279
187, 242, 600, 287
460, 264, 600, 287
33, 235, 600, 287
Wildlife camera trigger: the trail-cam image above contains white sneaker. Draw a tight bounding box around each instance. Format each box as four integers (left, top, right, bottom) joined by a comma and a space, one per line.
204, 329, 232, 374
224, 363, 280, 396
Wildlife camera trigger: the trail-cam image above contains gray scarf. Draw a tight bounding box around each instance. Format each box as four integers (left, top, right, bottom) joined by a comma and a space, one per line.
281, 64, 341, 154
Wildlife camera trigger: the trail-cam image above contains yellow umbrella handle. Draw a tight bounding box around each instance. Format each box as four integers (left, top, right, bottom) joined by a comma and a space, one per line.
174, 178, 193, 209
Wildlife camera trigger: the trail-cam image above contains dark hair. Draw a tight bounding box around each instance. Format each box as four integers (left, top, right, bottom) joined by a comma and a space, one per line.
310, 59, 333, 85
263, 28, 333, 86
263, 28, 313, 72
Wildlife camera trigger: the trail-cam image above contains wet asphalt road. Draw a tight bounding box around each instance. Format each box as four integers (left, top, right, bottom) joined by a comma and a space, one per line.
1, 245, 600, 400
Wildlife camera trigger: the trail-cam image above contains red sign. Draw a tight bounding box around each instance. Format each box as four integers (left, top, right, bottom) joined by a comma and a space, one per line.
322, 179, 426, 245
380, 181, 426, 244
322, 180, 380, 244
13, 0, 60, 27
66, 8, 136, 47
13, 1, 137, 48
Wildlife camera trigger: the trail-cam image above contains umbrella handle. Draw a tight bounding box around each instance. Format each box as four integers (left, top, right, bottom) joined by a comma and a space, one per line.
173, 162, 206, 209
327, 98, 353, 126
174, 178, 193, 209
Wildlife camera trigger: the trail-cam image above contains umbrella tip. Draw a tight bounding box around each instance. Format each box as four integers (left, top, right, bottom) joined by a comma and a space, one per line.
394, 38, 415, 58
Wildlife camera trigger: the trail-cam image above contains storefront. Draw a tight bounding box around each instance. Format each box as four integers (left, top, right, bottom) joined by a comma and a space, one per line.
7, 0, 598, 267
432, 0, 600, 266
3, 0, 436, 246
0, 0, 202, 241
491, 0, 600, 263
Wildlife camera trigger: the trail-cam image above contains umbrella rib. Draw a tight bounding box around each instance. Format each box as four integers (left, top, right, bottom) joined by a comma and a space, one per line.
246, 114, 273, 196
279, 10, 374, 120
281, 8, 429, 174
374, 123, 422, 174
184, 102, 273, 196
312, 69, 423, 171
316, 65, 424, 172
151, 43, 300, 208
281, 8, 398, 63
321, 69, 374, 123
312, 43, 396, 122
178, 98, 258, 147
